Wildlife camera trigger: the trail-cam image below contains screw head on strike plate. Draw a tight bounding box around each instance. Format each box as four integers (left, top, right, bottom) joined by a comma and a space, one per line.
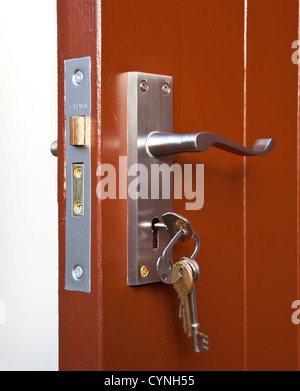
73, 265, 83, 280
74, 166, 83, 179
73, 202, 83, 215
73, 69, 84, 85
162, 83, 171, 95
139, 80, 148, 92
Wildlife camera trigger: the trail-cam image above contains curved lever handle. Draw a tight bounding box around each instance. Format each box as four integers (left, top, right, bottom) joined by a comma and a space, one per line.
146, 132, 274, 158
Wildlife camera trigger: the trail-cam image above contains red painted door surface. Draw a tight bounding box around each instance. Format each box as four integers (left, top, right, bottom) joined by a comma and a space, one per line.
57, 0, 300, 370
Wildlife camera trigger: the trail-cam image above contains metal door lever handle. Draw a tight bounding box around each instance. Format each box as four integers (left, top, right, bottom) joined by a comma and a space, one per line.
146, 131, 274, 158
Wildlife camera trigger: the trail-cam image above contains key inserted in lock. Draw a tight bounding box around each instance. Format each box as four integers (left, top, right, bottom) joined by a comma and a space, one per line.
156, 212, 200, 284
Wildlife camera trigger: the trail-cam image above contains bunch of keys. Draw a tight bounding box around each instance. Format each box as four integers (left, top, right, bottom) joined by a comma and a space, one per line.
156, 212, 209, 354
172, 259, 209, 353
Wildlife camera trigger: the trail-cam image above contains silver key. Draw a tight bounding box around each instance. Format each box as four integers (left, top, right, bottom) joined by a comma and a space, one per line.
189, 274, 209, 353
162, 212, 200, 261
162, 212, 196, 243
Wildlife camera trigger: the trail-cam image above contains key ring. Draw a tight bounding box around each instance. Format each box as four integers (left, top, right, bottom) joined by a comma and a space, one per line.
156, 228, 200, 284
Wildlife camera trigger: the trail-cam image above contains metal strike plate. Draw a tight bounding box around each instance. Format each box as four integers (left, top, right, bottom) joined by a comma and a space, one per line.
127, 72, 173, 285
65, 57, 91, 292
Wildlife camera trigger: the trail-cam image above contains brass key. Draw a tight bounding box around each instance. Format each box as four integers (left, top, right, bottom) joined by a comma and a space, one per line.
172, 261, 194, 337
172, 259, 209, 353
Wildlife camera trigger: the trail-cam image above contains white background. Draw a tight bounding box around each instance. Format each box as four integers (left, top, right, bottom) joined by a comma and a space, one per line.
0, 0, 58, 370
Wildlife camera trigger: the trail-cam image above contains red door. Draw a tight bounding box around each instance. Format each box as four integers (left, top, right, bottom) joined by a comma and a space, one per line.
57, 0, 300, 370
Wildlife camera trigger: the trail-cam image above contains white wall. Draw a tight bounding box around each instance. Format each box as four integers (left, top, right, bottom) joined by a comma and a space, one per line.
0, 0, 58, 370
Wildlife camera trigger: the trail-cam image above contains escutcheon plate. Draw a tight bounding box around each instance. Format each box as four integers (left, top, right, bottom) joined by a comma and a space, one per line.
127, 72, 173, 286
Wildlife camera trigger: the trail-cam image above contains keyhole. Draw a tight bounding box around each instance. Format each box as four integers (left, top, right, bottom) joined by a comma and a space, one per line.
152, 217, 160, 249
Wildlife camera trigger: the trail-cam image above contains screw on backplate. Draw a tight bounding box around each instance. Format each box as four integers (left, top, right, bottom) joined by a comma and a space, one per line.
162, 83, 171, 95
73, 265, 83, 280
139, 80, 148, 92
140, 265, 149, 278
73, 69, 84, 85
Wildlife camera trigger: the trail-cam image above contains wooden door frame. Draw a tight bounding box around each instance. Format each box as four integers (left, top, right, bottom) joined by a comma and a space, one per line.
57, 0, 103, 371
